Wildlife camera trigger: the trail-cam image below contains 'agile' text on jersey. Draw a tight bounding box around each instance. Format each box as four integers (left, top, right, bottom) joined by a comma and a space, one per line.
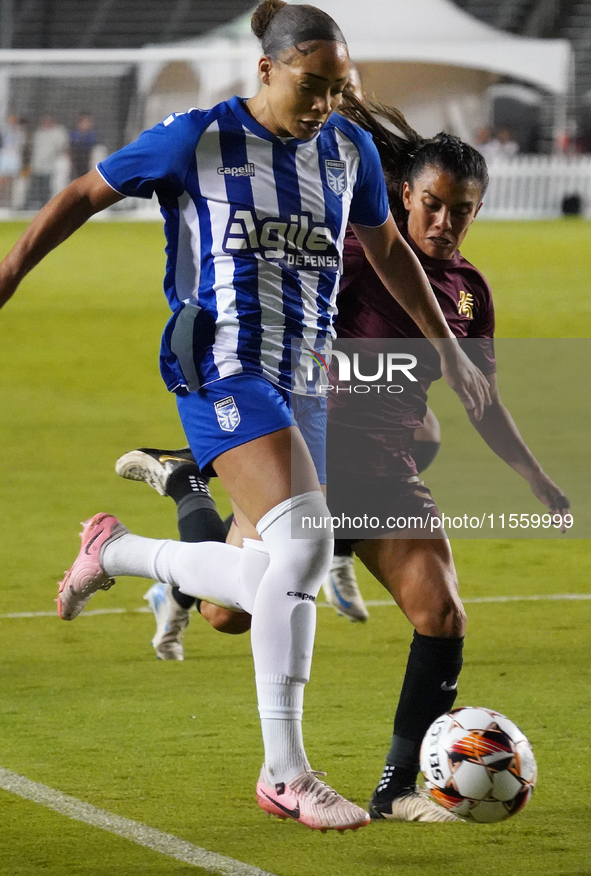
222, 209, 340, 271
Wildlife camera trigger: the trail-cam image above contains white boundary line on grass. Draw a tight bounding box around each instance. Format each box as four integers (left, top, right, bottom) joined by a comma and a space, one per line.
2, 595, 590, 868
1, 593, 591, 620
0, 767, 277, 876
366, 593, 591, 607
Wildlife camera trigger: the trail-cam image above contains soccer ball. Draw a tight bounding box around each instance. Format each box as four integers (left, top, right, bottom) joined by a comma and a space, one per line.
420, 707, 537, 823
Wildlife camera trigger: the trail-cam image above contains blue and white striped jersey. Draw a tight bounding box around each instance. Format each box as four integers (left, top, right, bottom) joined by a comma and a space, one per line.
98, 95, 388, 395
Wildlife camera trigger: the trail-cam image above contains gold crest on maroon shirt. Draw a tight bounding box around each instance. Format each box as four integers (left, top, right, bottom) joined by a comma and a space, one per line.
458, 290, 474, 319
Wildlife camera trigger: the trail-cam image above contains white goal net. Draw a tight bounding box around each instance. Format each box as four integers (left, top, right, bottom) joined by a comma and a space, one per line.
0, 42, 259, 216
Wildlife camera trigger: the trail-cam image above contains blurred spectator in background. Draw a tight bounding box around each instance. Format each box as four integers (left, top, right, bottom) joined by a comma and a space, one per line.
69, 112, 97, 180
496, 127, 519, 157
26, 115, 69, 210
475, 126, 519, 160
10, 117, 31, 211
0, 115, 26, 207
474, 127, 498, 161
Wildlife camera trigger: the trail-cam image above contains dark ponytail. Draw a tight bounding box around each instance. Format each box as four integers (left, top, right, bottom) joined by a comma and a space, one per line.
340, 90, 488, 222
251, 0, 347, 60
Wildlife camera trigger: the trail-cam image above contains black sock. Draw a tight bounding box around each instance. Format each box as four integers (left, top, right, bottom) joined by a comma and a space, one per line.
172, 586, 197, 611
334, 538, 353, 557
166, 465, 210, 504
376, 632, 464, 798
412, 440, 440, 474
177, 495, 227, 543
374, 764, 417, 800
223, 513, 234, 536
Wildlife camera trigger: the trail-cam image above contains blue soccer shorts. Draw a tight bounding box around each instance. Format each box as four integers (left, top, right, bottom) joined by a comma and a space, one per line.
176, 373, 327, 483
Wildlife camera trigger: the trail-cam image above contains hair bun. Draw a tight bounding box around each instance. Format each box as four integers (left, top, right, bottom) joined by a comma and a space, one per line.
251, 0, 287, 40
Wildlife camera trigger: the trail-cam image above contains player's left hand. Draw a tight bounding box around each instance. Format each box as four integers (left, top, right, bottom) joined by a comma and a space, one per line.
439, 342, 492, 421
528, 472, 571, 533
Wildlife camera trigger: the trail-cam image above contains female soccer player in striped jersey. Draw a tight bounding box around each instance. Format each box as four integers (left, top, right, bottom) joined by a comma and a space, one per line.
125, 96, 570, 824
0, 2, 491, 831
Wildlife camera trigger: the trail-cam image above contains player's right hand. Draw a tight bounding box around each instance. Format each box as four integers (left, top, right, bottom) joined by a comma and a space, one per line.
529, 471, 571, 534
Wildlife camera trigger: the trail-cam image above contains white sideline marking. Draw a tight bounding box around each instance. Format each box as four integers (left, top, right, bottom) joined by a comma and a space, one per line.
365, 593, 591, 607
1, 593, 591, 620
0, 767, 277, 876
0, 607, 151, 619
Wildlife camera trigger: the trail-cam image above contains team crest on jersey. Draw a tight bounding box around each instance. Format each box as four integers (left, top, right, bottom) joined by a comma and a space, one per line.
457, 290, 474, 319
214, 396, 241, 432
325, 160, 347, 195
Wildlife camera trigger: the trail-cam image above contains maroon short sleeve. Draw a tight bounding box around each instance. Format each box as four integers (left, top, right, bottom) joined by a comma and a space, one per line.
466, 272, 496, 374
340, 228, 366, 294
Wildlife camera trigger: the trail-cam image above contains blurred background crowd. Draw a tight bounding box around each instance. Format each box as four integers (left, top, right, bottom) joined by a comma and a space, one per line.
1, 0, 591, 214
0, 110, 99, 209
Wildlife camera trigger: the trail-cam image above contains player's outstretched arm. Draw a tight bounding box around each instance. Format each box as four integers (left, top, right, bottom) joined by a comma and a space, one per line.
467, 373, 570, 528
351, 215, 491, 419
0, 170, 124, 309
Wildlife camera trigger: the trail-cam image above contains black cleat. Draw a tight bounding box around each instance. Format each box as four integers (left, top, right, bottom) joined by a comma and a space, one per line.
115, 446, 207, 497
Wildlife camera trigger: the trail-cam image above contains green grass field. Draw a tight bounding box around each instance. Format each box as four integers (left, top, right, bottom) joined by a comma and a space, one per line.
0, 220, 590, 876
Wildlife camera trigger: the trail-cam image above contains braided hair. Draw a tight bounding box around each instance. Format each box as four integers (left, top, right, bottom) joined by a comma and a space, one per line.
340, 90, 488, 222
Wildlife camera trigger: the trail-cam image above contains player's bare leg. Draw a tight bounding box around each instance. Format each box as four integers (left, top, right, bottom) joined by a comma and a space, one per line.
199, 601, 252, 634
355, 536, 464, 637
354, 536, 464, 822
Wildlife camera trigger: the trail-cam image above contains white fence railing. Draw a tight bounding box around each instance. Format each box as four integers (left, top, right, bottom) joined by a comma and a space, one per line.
2, 155, 591, 223
481, 156, 591, 219
121, 155, 591, 222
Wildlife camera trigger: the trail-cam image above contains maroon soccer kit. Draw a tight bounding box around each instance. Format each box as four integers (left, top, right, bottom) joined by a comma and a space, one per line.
326, 227, 497, 538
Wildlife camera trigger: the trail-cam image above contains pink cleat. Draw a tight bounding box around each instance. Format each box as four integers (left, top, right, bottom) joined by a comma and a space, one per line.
256, 766, 370, 832
56, 513, 128, 620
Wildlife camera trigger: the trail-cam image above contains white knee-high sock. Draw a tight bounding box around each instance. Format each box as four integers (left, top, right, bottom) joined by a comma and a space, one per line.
102, 535, 268, 613
101, 533, 168, 581
252, 491, 333, 783
170, 537, 270, 614
238, 538, 270, 613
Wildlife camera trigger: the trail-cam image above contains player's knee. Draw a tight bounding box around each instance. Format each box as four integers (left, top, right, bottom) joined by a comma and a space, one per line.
414, 596, 466, 638
444, 600, 467, 637
269, 529, 333, 603
286, 523, 333, 583
258, 491, 333, 596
